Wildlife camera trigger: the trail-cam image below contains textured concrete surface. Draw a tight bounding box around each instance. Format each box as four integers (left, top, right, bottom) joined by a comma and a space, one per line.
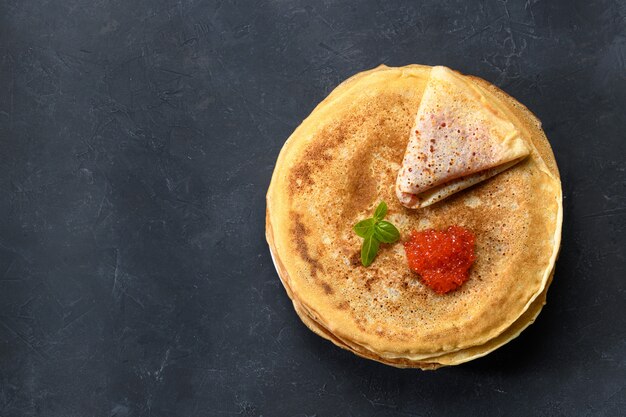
0, 0, 625, 416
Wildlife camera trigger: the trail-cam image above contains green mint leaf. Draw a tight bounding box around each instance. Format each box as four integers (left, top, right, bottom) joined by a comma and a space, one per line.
361, 235, 380, 267
374, 221, 400, 243
353, 201, 400, 267
373, 201, 388, 220
353, 218, 376, 238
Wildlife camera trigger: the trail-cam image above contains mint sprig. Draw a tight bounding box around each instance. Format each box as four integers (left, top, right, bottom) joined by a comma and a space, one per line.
353, 202, 400, 266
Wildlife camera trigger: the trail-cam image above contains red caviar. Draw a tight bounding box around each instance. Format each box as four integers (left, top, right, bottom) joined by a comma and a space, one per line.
404, 226, 476, 294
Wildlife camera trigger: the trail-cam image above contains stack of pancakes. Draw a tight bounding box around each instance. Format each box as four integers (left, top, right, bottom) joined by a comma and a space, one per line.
266, 65, 562, 369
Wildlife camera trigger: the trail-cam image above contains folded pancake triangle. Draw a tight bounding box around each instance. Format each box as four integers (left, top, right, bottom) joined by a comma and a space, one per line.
396, 66, 530, 209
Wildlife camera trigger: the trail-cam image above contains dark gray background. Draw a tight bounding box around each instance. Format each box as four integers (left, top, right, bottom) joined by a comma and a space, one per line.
1, 0, 625, 416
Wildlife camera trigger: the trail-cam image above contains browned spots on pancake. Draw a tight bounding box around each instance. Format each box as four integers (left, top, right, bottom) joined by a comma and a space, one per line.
341, 148, 376, 219
341, 97, 418, 219
288, 94, 414, 202
289, 138, 335, 190
290, 162, 315, 189
372, 326, 410, 342
337, 301, 349, 310
291, 212, 323, 278
353, 317, 366, 332
291, 212, 336, 295
348, 251, 361, 266
288, 120, 351, 196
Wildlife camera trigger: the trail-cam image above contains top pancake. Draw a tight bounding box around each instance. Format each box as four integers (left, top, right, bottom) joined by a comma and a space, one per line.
266, 65, 562, 357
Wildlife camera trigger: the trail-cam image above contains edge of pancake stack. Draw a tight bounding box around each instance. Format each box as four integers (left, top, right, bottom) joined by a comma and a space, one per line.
266, 65, 562, 369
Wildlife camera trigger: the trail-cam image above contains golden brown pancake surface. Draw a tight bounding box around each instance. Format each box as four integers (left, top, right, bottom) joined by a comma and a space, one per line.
266, 65, 562, 364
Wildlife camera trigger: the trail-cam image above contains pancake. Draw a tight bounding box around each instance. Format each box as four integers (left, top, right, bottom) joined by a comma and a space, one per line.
266, 65, 562, 367
287, 255, 554, 368
271, 243, 554, 368
291, 272, 553, 369
396, 66, 530, 209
